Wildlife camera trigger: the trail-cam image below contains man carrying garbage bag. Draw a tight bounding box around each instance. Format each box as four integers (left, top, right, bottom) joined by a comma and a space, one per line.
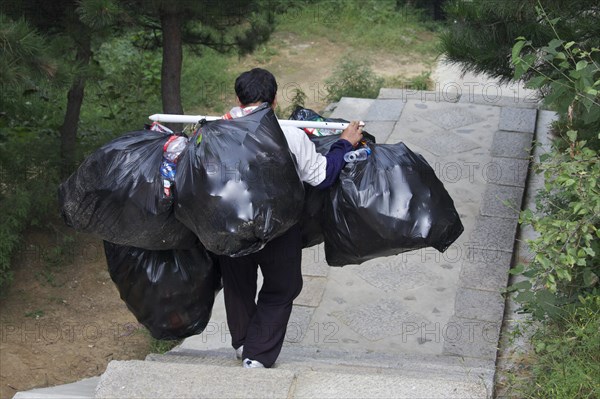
220, 68, 363, 369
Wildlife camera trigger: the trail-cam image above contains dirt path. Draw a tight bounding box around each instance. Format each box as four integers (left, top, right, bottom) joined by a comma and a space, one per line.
233, 32, 433, 114
0, 227, 150, 399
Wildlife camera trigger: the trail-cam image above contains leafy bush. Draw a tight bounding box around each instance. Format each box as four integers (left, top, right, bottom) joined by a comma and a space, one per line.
510, 30, 600, 318
325, 59, 384, 102
506, 12, 600, 398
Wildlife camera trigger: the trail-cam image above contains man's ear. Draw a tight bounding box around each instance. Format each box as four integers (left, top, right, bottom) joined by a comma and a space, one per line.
271, 96, 277, 110
236, 96, 243, 106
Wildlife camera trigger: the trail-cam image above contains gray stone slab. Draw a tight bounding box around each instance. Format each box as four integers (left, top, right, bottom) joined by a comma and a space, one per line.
480, 184, 525, 219
365, 99, 406, 121
355, 259, 442, 292
286, 305, 315, 344
455, 288, 505, 322
329, 97, 374, 121
491, 131, 533, 159
442, 316, 501, 360
406, 130, 480, 157
301, 245, 329, 277
293, 370, 487, 398
458, 249, 514, 292
361, 121, 396, 144
499, 107, 537, 133
294, 276, 326, 307
13, 377, 98, 399
469, 216, 519, 252
482, 157, 529, 187
420, 106, 485, 130
378, 88, 460, 103
331, 299, 431, 341
459, 94, 540, 109
95, 360, 295, 399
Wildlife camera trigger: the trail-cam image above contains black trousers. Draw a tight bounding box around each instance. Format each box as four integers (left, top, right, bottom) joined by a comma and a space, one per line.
218, 224, 303, 368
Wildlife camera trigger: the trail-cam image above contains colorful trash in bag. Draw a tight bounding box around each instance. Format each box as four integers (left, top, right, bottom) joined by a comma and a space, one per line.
175, 104, 305, 257
104, 241, 222, 340
323, 141, 464, 266
58, 130, 197, 250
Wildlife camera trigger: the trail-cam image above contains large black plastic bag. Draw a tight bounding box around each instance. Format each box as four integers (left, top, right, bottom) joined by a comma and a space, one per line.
58, 130, 197, 250
289, 108, 377, 248
323, 142, 464, 266
104, 241, 222, 340
175, 104, 305, 257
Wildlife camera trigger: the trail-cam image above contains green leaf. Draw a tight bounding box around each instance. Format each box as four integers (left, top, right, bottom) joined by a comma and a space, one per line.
585, 88, 598, 96
554, 52, 567, 61
512, 40, 526, 63
539, 153, 551, 162
548, 38, 563, 50
509, 264, 525, 275
564, 41, 575, 49
576, 60, 588, 71
566, 130, 578, 142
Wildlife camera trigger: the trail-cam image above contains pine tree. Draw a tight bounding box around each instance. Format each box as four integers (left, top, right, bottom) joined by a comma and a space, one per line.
122, 0, 281, 118
439, 0, 600, 82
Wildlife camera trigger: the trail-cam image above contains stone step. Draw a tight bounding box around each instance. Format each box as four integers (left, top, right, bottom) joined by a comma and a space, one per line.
151, 345, 493, 386
95, 358, 489, 398
328, 97, 374, 121
12, 377, 99, 399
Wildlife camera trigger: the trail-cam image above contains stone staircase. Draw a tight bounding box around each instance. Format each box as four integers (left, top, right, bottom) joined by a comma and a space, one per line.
13, 83, 548, 398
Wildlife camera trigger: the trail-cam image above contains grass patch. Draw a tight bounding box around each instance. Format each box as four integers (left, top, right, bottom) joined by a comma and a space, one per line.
277, 0, 440, 56
504, 295, 600, 398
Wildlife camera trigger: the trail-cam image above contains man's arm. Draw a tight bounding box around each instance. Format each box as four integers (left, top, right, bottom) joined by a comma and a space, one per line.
282, 122, 363, 189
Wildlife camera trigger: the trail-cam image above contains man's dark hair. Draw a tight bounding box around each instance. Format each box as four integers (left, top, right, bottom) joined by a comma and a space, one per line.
235, 68, 278, 105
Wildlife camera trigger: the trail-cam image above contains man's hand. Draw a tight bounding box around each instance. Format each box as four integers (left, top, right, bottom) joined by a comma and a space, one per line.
340, 121, 364, 147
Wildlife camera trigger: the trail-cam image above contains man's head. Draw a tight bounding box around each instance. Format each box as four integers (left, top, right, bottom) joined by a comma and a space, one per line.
235, 68, 278, 107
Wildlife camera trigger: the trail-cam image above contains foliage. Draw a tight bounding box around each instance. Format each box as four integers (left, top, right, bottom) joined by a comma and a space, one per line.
384, 71, 433, 91
513, 29, 600, 144
509, 14, 600, 319
0, 15, 57, 90
325, 59, 384, 102
181, 48, 237, 115
514, 296, 600, 398
440, 0, 600, 82
491, 9, 600, 396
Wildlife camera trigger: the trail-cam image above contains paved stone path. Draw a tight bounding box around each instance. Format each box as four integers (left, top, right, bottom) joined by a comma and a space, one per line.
171, 73, 543, 397
14, 63, 553, 399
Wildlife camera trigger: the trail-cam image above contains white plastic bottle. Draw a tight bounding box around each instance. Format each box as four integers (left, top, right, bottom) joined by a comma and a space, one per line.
344, 147, 371, 163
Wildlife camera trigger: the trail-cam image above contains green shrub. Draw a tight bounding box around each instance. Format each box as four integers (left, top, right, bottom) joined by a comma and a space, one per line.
384, 71, 433, 91
504, 11, 600, 397
325, 59, 384, 102
509, 15, 600, 319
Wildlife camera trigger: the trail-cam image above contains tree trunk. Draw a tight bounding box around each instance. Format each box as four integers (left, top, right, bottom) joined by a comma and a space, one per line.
160, 8, 184, 131
59, 29, 92, 178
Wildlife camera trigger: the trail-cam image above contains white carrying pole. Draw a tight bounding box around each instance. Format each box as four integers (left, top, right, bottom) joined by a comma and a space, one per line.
148, 113, 352, 130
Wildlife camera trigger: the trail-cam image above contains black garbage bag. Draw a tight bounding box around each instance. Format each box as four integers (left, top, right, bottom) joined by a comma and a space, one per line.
59, 130, 197, 250
175, 104, 305, 257
104, 240, 222, 340
323, 141, 464, 266
289, 107, 377, 248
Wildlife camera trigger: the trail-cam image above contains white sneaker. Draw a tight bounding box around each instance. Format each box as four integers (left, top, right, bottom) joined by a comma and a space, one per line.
235, 345, 244, 360
243, 358, 264, 368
